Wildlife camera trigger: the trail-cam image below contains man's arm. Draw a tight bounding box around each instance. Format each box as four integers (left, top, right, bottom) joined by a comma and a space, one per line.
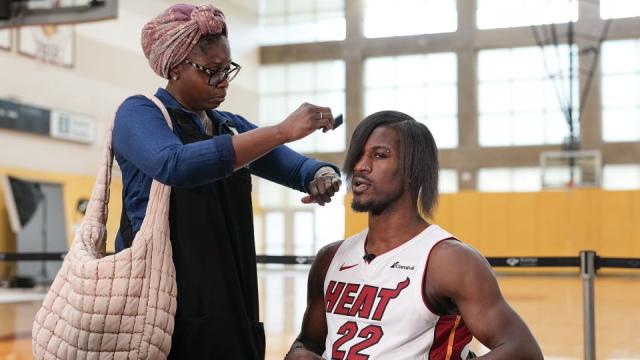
285, 241, 342, 360
426, 240, 543, 359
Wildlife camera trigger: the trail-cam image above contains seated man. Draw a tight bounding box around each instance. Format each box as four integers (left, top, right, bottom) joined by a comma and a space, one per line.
285, 111, 543, 359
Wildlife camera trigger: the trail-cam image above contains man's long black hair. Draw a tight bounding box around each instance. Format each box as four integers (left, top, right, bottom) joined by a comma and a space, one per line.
343, 110, 439, 218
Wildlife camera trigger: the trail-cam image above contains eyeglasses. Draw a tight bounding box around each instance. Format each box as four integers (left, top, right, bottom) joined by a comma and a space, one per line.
183, 59, 241, 86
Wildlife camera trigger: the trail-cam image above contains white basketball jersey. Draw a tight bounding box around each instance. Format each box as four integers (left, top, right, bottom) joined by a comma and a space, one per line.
322, 225, 473, 360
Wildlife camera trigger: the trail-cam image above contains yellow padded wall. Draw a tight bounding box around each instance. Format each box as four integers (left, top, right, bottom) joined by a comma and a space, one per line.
345, 190, 640, 257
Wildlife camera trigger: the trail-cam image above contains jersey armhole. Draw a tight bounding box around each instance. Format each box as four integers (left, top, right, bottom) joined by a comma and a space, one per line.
319, 240, 345, 290
421, 237, 458, 315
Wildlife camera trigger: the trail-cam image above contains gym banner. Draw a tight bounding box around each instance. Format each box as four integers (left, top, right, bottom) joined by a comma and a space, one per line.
0, 97, 95, 143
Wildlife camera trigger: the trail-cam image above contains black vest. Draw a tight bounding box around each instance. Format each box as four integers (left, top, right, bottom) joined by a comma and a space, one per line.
120, 108, 265, 359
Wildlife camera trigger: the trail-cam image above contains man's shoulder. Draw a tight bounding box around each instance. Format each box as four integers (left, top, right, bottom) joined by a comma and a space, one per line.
308, 240, 344, 286
314, 229, 367, 266
316, 240, 343, 262
428, 239, 492, 287
431, 239, 481, 263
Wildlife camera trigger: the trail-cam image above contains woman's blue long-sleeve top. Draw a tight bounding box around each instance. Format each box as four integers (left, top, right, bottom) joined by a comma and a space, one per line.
113, 88, 339, 251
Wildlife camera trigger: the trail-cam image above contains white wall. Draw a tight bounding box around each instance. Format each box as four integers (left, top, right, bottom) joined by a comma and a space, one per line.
0, 0, 259, 176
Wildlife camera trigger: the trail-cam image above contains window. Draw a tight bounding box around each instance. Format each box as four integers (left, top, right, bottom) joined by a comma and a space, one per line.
257, 177, 345, 258
259, 0, 345, 45
314, 200, 345, 252
477, 167, 542, 192
260, 60, 346, 153
478, 45, 578, 146
477, 0, 578, 29
294, 274, 307, 332
478, 166, 587, 191
0, 30, 9, 49
363, 0, 457, 38
293, 212, 314, 255
263, 273, 285, 333
600, 0, 640, 19
439, 169, 459, 194
264, 211, 285, 255
603, 164, 640, 190
364, 53, 458, 148
261, 272, 306, 336
601, 39, 640, 142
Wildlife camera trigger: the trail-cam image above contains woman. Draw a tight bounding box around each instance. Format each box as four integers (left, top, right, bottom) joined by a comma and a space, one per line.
112, 3, 341, 358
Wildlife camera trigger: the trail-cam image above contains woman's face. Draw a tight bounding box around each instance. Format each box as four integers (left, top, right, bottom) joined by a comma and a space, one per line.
172, 36, 232, 111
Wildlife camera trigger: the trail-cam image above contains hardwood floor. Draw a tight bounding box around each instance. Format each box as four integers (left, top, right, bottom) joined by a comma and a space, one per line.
0, 300, 40, 360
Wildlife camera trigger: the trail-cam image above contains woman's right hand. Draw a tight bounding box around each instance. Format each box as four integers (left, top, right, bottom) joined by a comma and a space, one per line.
230, 103, 335, 170
277, 103, 334, 143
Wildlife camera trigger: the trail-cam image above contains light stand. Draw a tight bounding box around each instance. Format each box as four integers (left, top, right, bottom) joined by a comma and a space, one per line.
36, 185, 48, 285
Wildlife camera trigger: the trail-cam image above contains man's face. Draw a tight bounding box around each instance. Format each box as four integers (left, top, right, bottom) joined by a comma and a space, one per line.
351, 126, 405, 215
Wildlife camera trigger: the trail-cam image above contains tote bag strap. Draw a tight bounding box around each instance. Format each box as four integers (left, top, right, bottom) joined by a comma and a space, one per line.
146, 95, 174, 131
82, 115, 116, 225
83, 95, 174, 227
137, 95, 174, 233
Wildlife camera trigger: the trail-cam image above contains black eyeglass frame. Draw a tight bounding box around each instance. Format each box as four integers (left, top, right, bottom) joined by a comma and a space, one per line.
183, 59, 241, 86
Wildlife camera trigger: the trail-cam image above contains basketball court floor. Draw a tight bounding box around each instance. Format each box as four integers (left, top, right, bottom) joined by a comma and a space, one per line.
0, 270, 638, 359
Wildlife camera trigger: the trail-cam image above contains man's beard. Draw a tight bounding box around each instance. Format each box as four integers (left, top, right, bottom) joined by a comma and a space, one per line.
351, 188, 403, 216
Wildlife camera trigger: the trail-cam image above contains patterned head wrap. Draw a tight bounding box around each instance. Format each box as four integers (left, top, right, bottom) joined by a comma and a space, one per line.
141, 3, 227, 79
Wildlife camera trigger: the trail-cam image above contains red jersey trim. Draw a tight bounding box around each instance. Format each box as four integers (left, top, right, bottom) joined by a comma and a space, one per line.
429, 315, 472, 360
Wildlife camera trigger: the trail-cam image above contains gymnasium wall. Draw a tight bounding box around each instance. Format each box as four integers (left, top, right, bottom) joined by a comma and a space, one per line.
345, 190, 640, 258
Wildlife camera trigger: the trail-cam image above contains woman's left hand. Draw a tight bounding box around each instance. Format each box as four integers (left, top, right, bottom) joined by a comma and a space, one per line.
301, 168, 341, 206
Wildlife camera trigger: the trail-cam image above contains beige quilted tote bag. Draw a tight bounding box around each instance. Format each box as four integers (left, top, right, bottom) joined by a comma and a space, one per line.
32, 95, 177, 359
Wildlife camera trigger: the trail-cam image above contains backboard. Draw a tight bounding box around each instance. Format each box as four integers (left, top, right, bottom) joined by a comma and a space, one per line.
0, 0, 118, 29
540, 150, 602, 189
